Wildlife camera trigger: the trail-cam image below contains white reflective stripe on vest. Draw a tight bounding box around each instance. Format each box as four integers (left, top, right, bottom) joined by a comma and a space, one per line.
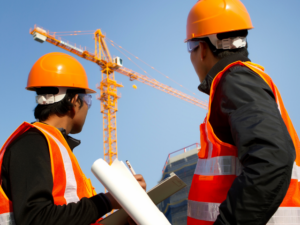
0, 213, 15, 225
267, 207, 300, 224
291, 162, 300, 182
194, 156, 242, 176
187, 201, 300, 223
38, 128, 80, 204
187, 200, 220, 222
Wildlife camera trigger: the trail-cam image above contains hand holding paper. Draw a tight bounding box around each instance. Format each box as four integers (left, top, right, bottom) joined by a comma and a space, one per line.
91, 159, 171, 225
133, 174, 146, 191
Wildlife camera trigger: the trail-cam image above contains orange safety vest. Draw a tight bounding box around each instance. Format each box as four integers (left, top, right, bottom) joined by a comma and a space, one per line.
187, 61, 300, 225
0, 122, 99, 225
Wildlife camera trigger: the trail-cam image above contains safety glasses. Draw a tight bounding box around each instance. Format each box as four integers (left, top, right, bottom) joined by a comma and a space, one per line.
78, 94, 92, 109
187, 39, 203, 53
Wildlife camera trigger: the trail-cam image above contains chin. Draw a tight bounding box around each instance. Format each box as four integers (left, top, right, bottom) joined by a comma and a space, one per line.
70, 126, 83, 134
199, 73, 207, 83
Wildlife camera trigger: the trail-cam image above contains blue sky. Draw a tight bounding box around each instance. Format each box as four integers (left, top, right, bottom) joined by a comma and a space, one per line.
1, 0, 300, 193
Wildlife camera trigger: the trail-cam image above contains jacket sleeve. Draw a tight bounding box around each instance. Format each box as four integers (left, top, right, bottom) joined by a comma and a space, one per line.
212, 66, 296, 225
2, 128, 111, 225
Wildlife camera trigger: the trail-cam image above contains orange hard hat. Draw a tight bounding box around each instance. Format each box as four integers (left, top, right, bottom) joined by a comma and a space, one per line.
185, 0, 254, 42
26, 52, 96, 93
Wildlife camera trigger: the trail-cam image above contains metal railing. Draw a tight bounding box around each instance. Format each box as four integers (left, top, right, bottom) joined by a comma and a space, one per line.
162, 143, 200, 173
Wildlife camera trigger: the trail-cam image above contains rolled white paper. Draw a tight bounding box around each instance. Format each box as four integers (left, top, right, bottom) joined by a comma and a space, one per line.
91, 159, 170, 225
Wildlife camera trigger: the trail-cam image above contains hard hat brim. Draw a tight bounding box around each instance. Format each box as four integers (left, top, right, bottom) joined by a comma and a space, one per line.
26, 85, 97, 94
184, 27, 254, 43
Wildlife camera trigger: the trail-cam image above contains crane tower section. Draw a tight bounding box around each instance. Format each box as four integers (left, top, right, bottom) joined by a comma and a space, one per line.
94, 29, 123, 165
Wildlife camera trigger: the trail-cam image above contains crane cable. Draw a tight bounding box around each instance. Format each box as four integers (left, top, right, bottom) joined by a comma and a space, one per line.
50, 30, 206, 102
50, 30, 96, 34
105, 37, 206, 101
52, 33, 95, 36
54, 31, 154, 80
108, 41, 155, 80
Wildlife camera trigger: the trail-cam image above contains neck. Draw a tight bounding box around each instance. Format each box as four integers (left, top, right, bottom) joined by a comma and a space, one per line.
200, 57, 220, 82
41, 115, 73, 134
207, 56, 220, 73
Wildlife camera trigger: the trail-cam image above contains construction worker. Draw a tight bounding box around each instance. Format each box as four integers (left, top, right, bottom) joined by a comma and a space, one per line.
0, 52, 146, 225
186, 0, 300, 224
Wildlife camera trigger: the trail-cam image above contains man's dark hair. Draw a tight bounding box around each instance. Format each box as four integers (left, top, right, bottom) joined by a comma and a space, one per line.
34, 87, 85, 121
200, 30, 249, 59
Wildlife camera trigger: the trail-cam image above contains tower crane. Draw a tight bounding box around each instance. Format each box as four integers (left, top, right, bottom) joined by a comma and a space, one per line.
29, 25, 208, 166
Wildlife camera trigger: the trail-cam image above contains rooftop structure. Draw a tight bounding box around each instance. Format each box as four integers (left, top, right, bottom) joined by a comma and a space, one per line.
158, 143, 200, 225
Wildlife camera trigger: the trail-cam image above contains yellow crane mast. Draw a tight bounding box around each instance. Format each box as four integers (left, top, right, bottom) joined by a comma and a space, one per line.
29, 25, 208, 166
94, 29, 122, 165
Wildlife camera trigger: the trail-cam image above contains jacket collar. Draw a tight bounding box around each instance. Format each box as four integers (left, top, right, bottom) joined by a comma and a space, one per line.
33, 122, 81, 151
57, 128, 81, 151
198, 54, 250, 95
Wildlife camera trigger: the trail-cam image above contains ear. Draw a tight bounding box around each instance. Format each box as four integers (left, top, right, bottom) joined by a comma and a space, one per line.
70, 94, 79, 106
69, 94, 79, 117
199, 42, 207, 61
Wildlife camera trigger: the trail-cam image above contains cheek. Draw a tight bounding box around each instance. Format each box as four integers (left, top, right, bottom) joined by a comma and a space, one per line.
190, 51, 196, 65
79, 104, 88, 122
73, 105, 88, 132
190, 50, 200, 71
190, 51, 200, 71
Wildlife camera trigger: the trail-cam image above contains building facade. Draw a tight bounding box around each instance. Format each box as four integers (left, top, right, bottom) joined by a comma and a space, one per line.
158, 144, 199, 225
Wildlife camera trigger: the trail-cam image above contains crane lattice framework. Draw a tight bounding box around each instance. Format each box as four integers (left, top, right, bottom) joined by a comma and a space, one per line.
30, 25, 208, 165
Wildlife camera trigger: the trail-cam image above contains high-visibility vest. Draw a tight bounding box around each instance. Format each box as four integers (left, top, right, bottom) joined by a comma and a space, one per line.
187, 61, 300, 225
0, 122, 98, 225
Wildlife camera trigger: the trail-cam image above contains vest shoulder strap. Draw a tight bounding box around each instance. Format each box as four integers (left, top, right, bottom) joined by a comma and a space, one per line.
0, 122, 34, 173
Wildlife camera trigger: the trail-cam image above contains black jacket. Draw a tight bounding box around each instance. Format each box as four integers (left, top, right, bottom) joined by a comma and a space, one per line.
1, 126, 112, 225
199, 54, 296, 225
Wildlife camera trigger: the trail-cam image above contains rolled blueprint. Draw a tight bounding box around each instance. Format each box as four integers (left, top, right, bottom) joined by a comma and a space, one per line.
91, 159, 170, 225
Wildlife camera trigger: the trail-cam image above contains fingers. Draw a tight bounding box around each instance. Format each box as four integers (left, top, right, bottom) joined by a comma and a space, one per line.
133, 174, 147, 191
133, 174, 144, 181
